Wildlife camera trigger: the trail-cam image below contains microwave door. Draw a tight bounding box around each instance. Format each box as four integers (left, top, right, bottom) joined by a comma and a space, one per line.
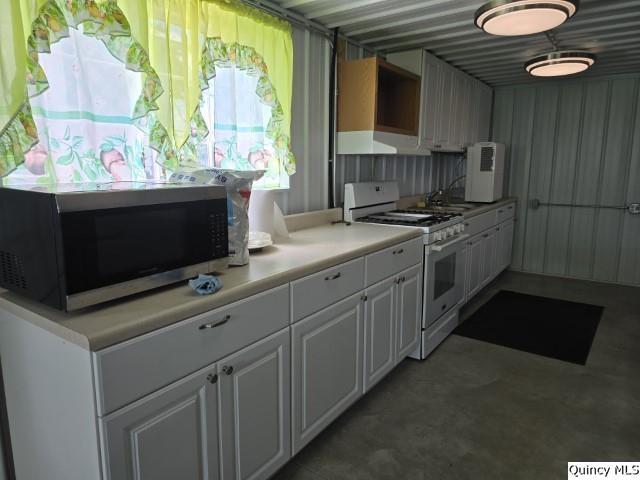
424, 241, 465, 327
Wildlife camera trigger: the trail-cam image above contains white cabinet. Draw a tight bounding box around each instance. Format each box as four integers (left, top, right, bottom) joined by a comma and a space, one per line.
463, 212, 515, 304
465, 234, 485, 302
363, 276, 396, 392
481, 228, 498, 286
395, 264, 422, 363
389, 50, 493, 152
101, 366, 222, 480
291, 293, 364, 454
496, 220, 515, 272
362, 263, 422, 392
219, 328, 290, 480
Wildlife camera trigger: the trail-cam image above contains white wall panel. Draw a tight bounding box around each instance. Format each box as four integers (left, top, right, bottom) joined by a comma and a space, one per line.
493, 74, 640, 286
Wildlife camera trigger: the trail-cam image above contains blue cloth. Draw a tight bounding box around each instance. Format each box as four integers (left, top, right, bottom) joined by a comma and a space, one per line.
189, 274, 223, 295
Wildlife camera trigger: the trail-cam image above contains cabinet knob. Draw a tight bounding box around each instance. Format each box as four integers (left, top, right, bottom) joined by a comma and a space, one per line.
324, 272, 342, 281
393, 248, 404, 255
222, 365, 234, 375
207, 373, 218, 384
361, 294, 368, 302
199, 315, 231, 330
483, 234, 489, 238
498, 210, 503, 213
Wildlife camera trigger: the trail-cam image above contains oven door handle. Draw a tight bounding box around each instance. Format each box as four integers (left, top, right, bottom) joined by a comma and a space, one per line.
431, 234, 469, 252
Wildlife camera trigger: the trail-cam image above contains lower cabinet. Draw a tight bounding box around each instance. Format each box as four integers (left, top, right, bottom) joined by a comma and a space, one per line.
101, 328, 291, 480
363, 264, 422, 392
363, 277, 396, 391
291, 293, 364, 454
395, 264, 423, 363
464, 218, 514, 303
496, 220, 514, 272
481, 228, 497, 287
219, 328, 291, 480
101, 366, 222, 480
465, 234, 485, 301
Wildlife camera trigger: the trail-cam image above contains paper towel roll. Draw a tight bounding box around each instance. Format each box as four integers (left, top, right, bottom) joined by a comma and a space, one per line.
248, 189, 275, 236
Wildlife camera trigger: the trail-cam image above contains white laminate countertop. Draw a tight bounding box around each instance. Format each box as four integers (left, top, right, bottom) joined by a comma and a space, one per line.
461, 197, 518, 219
0, 222, 421, 351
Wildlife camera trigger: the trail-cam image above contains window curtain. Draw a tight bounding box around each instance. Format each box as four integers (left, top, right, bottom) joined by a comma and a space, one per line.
1, 0, 295, 189
182, 0, 295, 189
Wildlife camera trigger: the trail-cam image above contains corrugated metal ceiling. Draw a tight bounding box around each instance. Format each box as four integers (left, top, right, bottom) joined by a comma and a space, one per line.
269, 0, 640, 86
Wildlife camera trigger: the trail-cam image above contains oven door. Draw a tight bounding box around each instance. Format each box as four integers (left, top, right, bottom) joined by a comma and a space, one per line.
423, 234, 468, 328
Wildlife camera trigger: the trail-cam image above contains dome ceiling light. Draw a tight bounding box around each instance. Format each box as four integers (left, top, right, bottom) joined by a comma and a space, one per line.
525, 50, 596, 77
475, 0, 579, 36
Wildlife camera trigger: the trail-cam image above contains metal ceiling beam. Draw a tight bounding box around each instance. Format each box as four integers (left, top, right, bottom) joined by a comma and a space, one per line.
344, 4, 478, 37
373, 7, 640, 51
412, 18, 640, 54
327, 0, 463, 30
305, 0, 391, 20
280, 0, 322, 8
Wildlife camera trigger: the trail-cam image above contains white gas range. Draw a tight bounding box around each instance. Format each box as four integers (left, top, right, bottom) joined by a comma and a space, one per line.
345, 182, 468, 360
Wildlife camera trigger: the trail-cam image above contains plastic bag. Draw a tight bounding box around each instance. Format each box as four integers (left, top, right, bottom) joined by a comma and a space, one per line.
170, 169, 265, 266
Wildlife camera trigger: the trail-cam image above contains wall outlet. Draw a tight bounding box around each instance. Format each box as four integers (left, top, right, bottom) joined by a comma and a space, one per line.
628, 203, 640, 215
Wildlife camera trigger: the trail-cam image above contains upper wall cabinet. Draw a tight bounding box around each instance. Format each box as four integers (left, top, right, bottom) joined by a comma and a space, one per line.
387, 50, 493, 153
337, 57, 430, 155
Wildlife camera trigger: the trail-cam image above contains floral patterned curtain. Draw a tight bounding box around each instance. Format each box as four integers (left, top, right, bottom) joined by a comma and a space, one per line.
0, 0, 295, 190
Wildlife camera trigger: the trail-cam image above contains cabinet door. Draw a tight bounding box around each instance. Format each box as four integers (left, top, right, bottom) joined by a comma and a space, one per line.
101, 367, 221, 480
434, 66, 452, 149
465, 235, 484, 301
395, 264, 423, 363
363, 277, 396, 392
500, 220, 515, 271
291, 293, 364, 454
482, 229, 498, 285
218, 328, 290, 480
421, 52, 441, 149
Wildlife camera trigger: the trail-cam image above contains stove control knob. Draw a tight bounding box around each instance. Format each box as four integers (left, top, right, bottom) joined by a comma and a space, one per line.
460, 223, 465, 232
447, 227, 455, 236
455, 224, 462, 234
434, 231, 442, 241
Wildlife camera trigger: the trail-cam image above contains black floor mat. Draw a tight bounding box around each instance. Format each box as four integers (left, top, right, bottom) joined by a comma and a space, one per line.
454, 290, 603, 365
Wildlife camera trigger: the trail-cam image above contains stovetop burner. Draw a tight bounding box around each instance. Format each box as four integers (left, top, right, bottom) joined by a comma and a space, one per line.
357, 209, 461, 227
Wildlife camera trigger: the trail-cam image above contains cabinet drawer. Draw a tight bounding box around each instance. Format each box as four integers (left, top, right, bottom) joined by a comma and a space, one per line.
291, 258, 364, 322
94, 285, 289, 415
365, 237, 423, 286
463, 210, 497, 237
497, 202, 516, 223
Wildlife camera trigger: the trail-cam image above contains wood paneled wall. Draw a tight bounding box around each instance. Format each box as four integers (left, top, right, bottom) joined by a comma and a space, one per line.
493, 74, 640, 286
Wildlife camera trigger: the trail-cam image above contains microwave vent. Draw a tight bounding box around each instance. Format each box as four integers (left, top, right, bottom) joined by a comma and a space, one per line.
480, 146, 494, 172
0, 250, 27, 290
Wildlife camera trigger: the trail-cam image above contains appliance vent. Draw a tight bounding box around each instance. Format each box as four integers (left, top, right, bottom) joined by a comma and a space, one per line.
480, 146, 494, 172
0, 251, 27, 290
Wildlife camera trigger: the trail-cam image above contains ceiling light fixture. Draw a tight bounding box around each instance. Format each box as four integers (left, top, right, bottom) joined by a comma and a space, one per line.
525, 50, 596, 77
475, 0, 579, 36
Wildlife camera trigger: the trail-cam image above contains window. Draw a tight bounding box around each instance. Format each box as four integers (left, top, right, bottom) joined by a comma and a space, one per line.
4, 26, 160, 186
186, 40, 294, 189
1, 0, 295, 189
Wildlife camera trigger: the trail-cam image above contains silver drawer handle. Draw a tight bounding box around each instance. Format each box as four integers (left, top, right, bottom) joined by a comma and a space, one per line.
199, 315, 231, 330
393, 248, 405, 255
325, 272, 342, 281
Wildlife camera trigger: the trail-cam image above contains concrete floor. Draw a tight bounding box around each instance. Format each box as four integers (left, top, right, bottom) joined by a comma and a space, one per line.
274, 271, 640, 480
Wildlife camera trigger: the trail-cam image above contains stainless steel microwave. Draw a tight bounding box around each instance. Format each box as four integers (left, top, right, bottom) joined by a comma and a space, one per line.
0, 183, 229, 311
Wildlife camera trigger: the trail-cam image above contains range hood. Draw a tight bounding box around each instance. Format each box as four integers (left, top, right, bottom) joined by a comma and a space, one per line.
337, 130, 432, 156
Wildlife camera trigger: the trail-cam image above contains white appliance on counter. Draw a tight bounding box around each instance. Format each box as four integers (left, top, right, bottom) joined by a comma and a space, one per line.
465, 142, 505, 203
344, 182, 468, 360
